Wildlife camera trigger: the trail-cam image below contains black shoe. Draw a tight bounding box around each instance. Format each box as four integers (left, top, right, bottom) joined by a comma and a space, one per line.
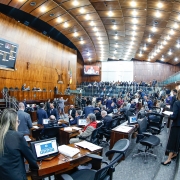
161, 161, 171, 166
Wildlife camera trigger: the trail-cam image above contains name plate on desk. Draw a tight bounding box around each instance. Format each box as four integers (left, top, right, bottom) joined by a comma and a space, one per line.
113, 125, 133, 133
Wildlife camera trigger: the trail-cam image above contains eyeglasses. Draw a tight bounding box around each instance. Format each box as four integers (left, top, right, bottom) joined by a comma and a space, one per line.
17, 120, 20, 124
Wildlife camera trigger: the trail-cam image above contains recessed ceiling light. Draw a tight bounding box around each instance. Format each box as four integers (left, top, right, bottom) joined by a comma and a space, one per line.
40, 6, 46, 12
156, 11, 161, 18
132, 18, 138, 24
131, 36, 135, 40
160, 44, 163, 49
72, 0, 79, 6
64, 22, 68, 28
88, 57, 91, 61
176, 42, 180, 48
114, 50, 117, 54
114, 34, 118, 40
96, 32, 100, 36
168, 50, 172, 55
80, 8, 85, 13
131, 1, 136, 7
113, 24, 117, 30
87, 51, 90, 56
152, 26, 156, 32
93, 27, 98, 31
74, 32, 78, 37
97, 36, 102, 40
157, 48, 160, 52
49, 13, 54, 17
161, 55, 164, 61
132, 25, 137, 30
157, 2, 163, 8
163, 40, 167, 45
108, 11, 113, 17
170, 29, 174, 35
30, 2, 36, 6
132, 10, 137, 16
175, 57, 178, 61
115, 43, 118, 47
174, 23, 179, 29
132, 31, 136, 35
56, 17, 61, 23
143, 46, 147, 50
80, 40, 84, 44
85, 14, 90, 20
147, 37, 152, 42
166, 35, 170, 40
138, 53, 142, 57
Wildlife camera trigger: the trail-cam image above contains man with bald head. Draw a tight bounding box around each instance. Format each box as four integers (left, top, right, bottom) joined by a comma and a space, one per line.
17, 102, 32, 135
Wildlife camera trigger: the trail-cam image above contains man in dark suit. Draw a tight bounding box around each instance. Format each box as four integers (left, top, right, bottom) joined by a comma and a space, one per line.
21, 83, 26, 91
37, 103, 48, 126
17, 102, 32, 135
49, 103, 59, 120
68, 105, 76, 119
101, 110, 112, 129
83, 102, 100, 118
106, 97, 112, 110
170, 89, 177, 111
69, 110, 81, 125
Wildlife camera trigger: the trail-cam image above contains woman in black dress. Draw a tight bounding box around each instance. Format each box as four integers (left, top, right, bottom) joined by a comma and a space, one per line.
162, 89, 180, 165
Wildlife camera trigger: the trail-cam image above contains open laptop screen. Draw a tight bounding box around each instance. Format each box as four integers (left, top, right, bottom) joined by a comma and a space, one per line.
30, 138, 59, 161
128, 116, 138, 124
78, 119, 87, 126
113, 109, 118, 114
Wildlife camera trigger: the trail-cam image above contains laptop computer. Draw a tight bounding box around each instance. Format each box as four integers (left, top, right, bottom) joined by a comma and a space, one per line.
43, 119, 49, 125
128, 116, 138, 125
113, 109, 118, 114
30, 138, 59, 161
77, 119, 87, 126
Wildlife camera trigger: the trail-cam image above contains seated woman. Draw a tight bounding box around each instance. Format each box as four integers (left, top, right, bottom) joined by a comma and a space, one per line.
69, 113, 97, 144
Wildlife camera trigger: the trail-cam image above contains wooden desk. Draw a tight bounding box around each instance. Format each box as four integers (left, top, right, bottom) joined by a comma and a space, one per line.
27, 144, 103, 179
59, 128, 80, 145
110, 123, 137, 158
27, 111, 37, 122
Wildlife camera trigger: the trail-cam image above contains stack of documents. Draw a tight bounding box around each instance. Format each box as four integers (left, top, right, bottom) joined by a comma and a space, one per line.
33, 126, 39, 129
75, 141, 102, 151
114, 126, 133, 133
63, 127, 72, 131
163, 111, 173, 116
58, 145, 80, 157
72, 127, 81, 131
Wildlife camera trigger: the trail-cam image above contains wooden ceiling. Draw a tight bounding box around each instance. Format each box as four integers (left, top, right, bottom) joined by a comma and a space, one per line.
1, 0, 180, 65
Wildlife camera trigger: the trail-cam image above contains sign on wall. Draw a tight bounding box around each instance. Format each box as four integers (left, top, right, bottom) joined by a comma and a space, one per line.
0, 38, 19, 70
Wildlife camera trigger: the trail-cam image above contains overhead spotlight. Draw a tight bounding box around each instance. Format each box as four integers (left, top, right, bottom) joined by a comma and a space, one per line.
85, 14, 90, 20
64, 22, 68, 28
170, 29, 174, 35
132, 18, 138, 24
160, 44, 163, 49
90, 21, 94, 26
87, 51, 90, 56
40, 6, 46, 12
163, 40, 167, 45
166, 35, 170, 40
132, 31, 136, 35
96, 32, 100, 36
161, 55, 164, 61
73, 0, 79, 6
157, 2, 163, 8
115, 43, 118, 48
113, 24, 117, 30
131, 36, 135, 40
147, 37, 152, 42
114, 33, 118, 40
157, 48, 160, 53
131, 1, 136, 7
154, 51, 157, 56
88, 57, 91, 61
138, 52, 142, 57
80, 39, 84, 44
108, 11, 113, 17
168, 50, 172, 55
80, 8, 85, 13
74, 32, 78, 37
97, 36, 102, 40
175, 57, 178, 61
93, 27, 98, 31
143, 45, 147, 50
114, 49, 117, 54
132, 10, 137, 16
152, 26, 156, 32
133, 25, 137, 30
57, 17, 61, 23
156, 11, 161, 18
174, 23, 179, 29
176, 42, 180, 48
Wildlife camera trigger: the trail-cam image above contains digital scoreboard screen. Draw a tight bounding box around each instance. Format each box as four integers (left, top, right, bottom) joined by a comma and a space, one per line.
0, 38, 19, 70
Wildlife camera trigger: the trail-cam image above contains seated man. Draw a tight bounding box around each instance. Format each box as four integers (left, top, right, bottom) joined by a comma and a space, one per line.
45, 115, 59, 128
49, 103, 59, 120
83, 102, 100, 118
68, 105, 76, 119
69, 110, 81, 126
21, 83, 26, 91
69, 113, 97, 144
101, 110, 113, 129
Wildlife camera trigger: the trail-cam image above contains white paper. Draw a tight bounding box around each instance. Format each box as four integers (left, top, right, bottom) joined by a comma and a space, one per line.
63, 127, 72, 131
114, 126, 133, 133
58, 145, 80, 157
163, 111, 173, 116
72, 127, 81, 130
33, 126, 39, 129
75, 141, 102, 151
24, 135, 31, 141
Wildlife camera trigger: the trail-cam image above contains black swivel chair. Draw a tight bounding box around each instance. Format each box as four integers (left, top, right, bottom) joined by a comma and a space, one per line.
132, 117, 160, 163
60, 139, 130, 180
151, 106, 161, 114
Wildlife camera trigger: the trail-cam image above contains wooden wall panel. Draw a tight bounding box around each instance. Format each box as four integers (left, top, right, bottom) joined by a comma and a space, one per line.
0, 13, 77, 99
133, 61, 180, 83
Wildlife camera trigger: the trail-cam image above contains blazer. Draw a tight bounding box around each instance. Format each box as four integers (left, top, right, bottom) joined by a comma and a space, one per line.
83, 106, 100, 118
0, 130, 38, 180
37, 108, 48, 125
102, 115, 112, 129
170, 95, 177, 111
49, 108, 59, 120
69, 116, 80, 125
68, 108, 76, 119
106, 100, 112, 109
17, 110, 32, 135
170, 100, 180, 127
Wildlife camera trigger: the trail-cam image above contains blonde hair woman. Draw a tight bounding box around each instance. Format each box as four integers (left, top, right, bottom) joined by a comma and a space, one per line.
162, 90, 180, 166
0, 108, 38, 180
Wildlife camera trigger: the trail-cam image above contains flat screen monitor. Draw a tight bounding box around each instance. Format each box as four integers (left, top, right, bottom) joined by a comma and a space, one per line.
78, 119, 87, 126
113, 109, 118, 114
43, 119, 49, 125
128, 116, 138, 125
0, 38, 19, 70
84, 65, 100, 75
30, 138, 59, 161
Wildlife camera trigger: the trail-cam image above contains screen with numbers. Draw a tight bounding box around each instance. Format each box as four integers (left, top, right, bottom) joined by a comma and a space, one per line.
0, 38, 19, 70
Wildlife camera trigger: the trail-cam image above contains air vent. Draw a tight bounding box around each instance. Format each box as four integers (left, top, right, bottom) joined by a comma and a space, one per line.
154, 21, 158, 25
49, 13, 54, 17
30, 2, 36, 6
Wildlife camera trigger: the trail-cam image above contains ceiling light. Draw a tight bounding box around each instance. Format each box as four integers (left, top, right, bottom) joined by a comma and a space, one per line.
157, 48, 160, 53
130, 41, 134, 45
90, 21, 94, 26
174, 23, 178, 29
87, 51, 90, 56
80, 40, 84, 44
133, 25, 137, 30
138, 53, 142, 57
114, 34, 118, 40
74, 32, 78, 37
156, 11, 161, 18
115, 43, 118, 48
176, 42, 180, 48
113, 24, 117, 30
175, 57, 178, 61
57, 17, 61, 23
108, 11, 113, 17
97, 36, 102, 40
85, 14, 90, 20
154, 51, 157, 56
178, 14, 180, 21
170, 29, 174, 35
131, 1, 136, 7
161, 55, 164, 61
166, 35, 170, 40
143, 46, 147, 50
114, 50, 117, 54
131, 36, 135, 40
64, 22, 68, 28
163, 40, 167, 45
88, 57, 91, 61
160, 44, 163, 49
168, 50, 172, 55
157, 2, 163, 8
132, 31, 136, 35
132, 18, 138, 24
40, 6, 46, 12
147, 37, 152, 42
99, 41, 103, 44
80, 8, 85, 13
73, 0, 79, 6
96, 32, 100, 36
93, 27, 98, 31
132, 10, 137, 16
152, 26, 156, 32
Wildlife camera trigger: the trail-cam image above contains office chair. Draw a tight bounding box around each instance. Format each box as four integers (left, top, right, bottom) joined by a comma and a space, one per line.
147, 112, 164, 135
151, 106, 161, 114
60, 139, 129, 180
132, 117, 160, 163
125, 108, 136, 120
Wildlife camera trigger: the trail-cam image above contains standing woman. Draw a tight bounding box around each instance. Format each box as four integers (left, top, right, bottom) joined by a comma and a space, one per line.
0, 108, 38, 180
162, 89, 180, 165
